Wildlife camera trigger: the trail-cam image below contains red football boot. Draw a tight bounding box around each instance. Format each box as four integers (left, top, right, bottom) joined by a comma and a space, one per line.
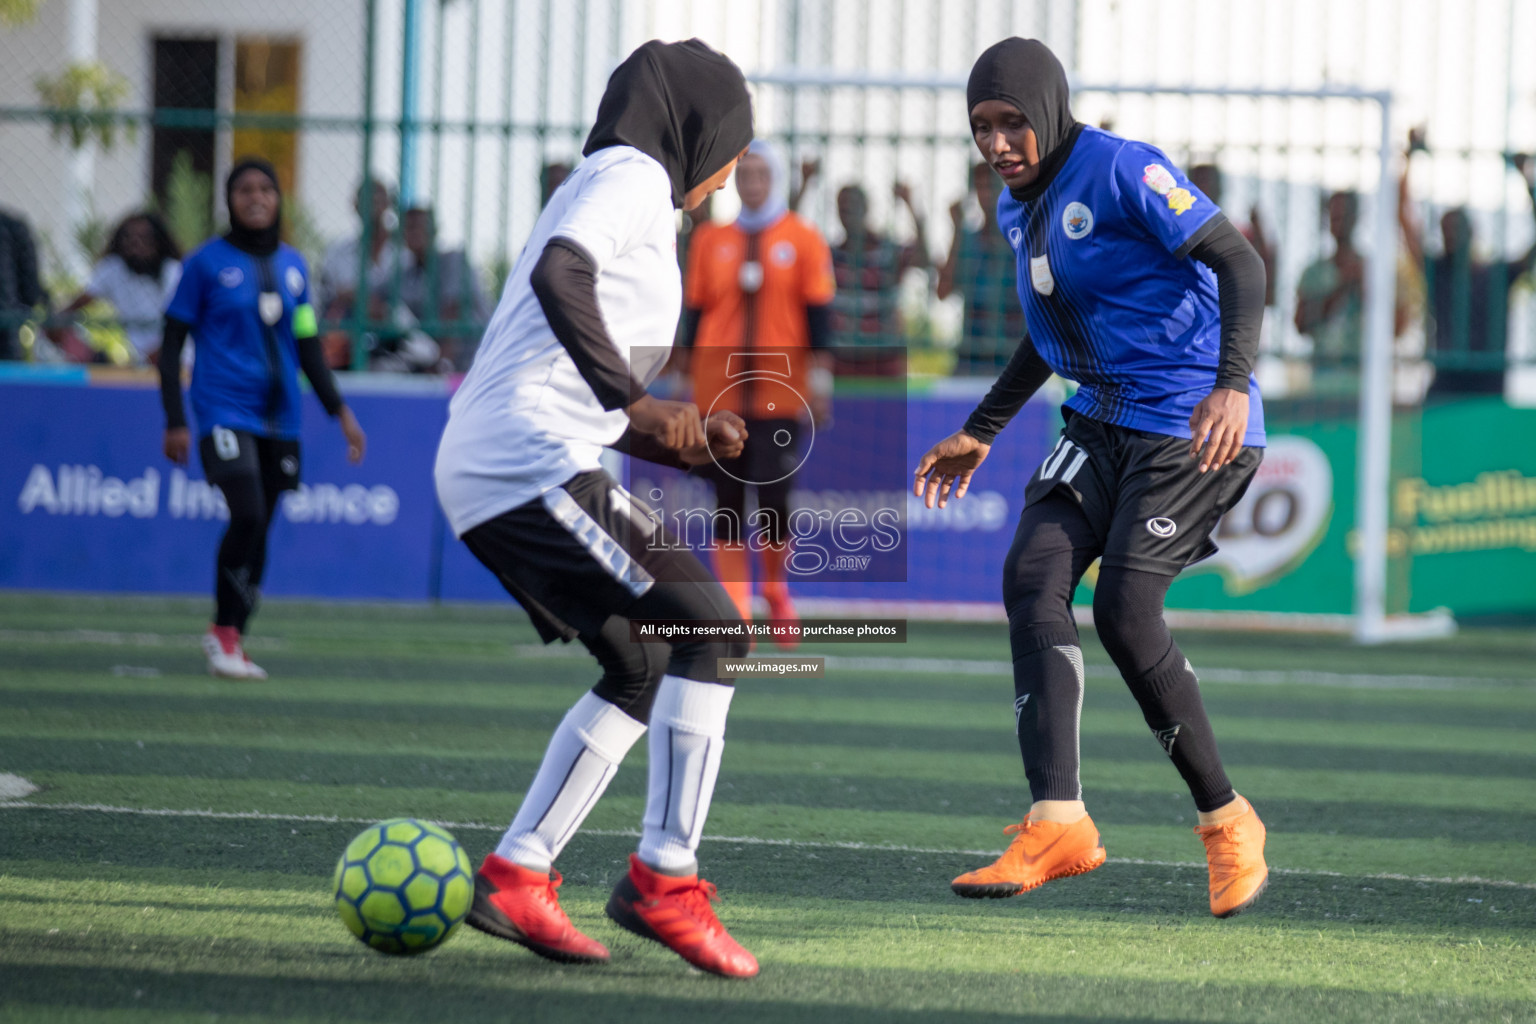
465, 853, 609, 963
605, 854, 758, 978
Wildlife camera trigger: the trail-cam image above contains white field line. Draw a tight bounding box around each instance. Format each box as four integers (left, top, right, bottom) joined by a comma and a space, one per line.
1, 800, 1531, 892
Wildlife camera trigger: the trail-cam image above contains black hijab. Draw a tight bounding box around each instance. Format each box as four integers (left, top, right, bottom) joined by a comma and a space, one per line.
224, 157, 282, 256
966, 38, 1083, 202
583, 39, 754, 209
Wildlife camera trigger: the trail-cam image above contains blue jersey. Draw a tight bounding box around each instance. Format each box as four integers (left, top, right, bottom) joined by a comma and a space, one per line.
997, 127, 1265, 446
165, 238, 315, 440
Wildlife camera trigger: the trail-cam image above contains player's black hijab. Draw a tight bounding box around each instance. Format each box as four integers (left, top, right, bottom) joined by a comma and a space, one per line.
583, 39, 754, 209
224, 157, 282, 257
966, 38, 1084, 202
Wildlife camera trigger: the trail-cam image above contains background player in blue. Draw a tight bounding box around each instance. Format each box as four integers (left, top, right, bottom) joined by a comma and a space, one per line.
158, 158, 366, 680
913, 38, 1270, 918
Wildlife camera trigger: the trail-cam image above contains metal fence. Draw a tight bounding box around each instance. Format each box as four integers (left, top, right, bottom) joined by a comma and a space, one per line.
1, 0, 1533, 398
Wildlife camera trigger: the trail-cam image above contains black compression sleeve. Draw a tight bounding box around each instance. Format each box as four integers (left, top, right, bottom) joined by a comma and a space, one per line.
610, 426, 690, 470
530, 238, 641, 410
158, 317, 191, 430
961, 335, 1055, 445
1187, 214, 1265, 392
297, 335, 346, 416
805, 303, 832, 350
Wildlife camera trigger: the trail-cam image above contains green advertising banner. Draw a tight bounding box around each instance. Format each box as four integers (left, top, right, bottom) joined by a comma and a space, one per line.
1097, 397, 1536, 620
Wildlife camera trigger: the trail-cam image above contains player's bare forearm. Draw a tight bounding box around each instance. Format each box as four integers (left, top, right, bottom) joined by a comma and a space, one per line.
1188, 387, 1249, 473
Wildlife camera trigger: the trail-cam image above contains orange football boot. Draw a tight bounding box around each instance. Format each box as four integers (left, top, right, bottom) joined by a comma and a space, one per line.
465, 853, 610, 963
1195, 794, 1269, 918
951, 812, 1107, 898
606, 854, 759, 978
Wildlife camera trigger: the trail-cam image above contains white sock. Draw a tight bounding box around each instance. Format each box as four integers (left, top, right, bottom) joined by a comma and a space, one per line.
638, 675, 734, 875
496, 691, 647, 872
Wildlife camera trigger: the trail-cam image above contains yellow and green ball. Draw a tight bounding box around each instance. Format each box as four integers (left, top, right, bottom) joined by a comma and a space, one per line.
333, 818, 474, 955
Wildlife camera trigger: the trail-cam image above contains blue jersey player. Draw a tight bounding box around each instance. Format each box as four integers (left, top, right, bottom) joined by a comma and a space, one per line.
914, 38, 1270, 918
159, 158, 366, 679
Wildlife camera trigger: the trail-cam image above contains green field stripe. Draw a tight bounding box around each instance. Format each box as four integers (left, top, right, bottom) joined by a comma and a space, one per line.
5, 790, 1533, 884
6, 725, 1535, 819
6, 728, 1534, 823
1, 872, 1532, 1011
5, 682, 1532, 764
5, 665, 1536, 732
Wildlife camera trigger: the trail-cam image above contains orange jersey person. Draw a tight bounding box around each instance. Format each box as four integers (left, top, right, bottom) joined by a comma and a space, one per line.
683, 216, 835, 415
679, 141, 835, 640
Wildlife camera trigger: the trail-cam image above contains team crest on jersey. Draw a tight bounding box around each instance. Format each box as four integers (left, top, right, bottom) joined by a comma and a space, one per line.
770, 240, 797, 267
286, 266, 305, 296
1062, 202, 1093, 240
1142, 163, 1177, 195
218, 267, 244, 288
1007, 226, 1023, 251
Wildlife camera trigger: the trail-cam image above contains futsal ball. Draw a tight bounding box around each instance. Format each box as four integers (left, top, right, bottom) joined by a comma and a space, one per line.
333, 818, 474, 955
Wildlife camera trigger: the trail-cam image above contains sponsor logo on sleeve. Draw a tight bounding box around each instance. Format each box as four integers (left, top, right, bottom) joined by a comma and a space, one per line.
1142, 163, 1177, 195
1146, 516, 1178, 537
1165, 187, 1197, 215
1142, 164, 1173, 194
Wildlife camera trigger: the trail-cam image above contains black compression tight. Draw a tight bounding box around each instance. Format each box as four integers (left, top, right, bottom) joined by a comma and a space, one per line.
213, 475, 280, 633
1092, 567, 1235, 812
1002, 493, 1235, 811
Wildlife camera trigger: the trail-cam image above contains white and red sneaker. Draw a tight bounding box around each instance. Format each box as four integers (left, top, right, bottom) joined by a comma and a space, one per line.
202, 625, 263, 680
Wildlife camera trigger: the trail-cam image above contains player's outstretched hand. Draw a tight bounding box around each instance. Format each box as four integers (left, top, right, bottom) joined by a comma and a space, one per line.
627, 393, 705, 452
339, 406, 367, 464
680, 411, 748, 466
163, 427, 191, 466
1188, 387, 1249, 473
913, 430, 991, 509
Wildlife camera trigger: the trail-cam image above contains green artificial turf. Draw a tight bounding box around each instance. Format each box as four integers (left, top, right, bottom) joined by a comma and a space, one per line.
1, 594, 1533, 1023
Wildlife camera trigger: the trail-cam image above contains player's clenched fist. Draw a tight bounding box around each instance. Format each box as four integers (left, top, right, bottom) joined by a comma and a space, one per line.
913, 430, 992, 509
679, 411, 748, 466
626, 393, 705, 451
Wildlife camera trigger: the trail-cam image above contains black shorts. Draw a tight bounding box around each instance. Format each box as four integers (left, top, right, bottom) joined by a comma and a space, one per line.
198, 427, 301, 495
1022, 411, 1262, 576
462, 469, 730, 645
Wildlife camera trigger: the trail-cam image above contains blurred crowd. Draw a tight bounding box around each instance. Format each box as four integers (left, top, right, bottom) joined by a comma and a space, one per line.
2, 126, 1533, 402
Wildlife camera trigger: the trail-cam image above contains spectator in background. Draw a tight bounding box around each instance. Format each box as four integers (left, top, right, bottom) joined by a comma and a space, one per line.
318, 178, 408, 367
939, 162, 1027, 375
680, 140, 836, 636
400, 206, 489, 371
1188, 164, 1277, 307
1400, 137, 1536, 398
51, 212, 182, 365
539, 161, 572, 209
1295, 189, 1423, 400
0, 208, 44, 361
800, 162, 926, 374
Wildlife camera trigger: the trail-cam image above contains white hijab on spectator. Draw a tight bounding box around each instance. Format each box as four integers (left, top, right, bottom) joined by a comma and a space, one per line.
735, 139, 788, 234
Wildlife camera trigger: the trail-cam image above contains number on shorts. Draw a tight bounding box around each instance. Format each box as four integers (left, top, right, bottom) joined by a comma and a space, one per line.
212, 427, 240, 461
